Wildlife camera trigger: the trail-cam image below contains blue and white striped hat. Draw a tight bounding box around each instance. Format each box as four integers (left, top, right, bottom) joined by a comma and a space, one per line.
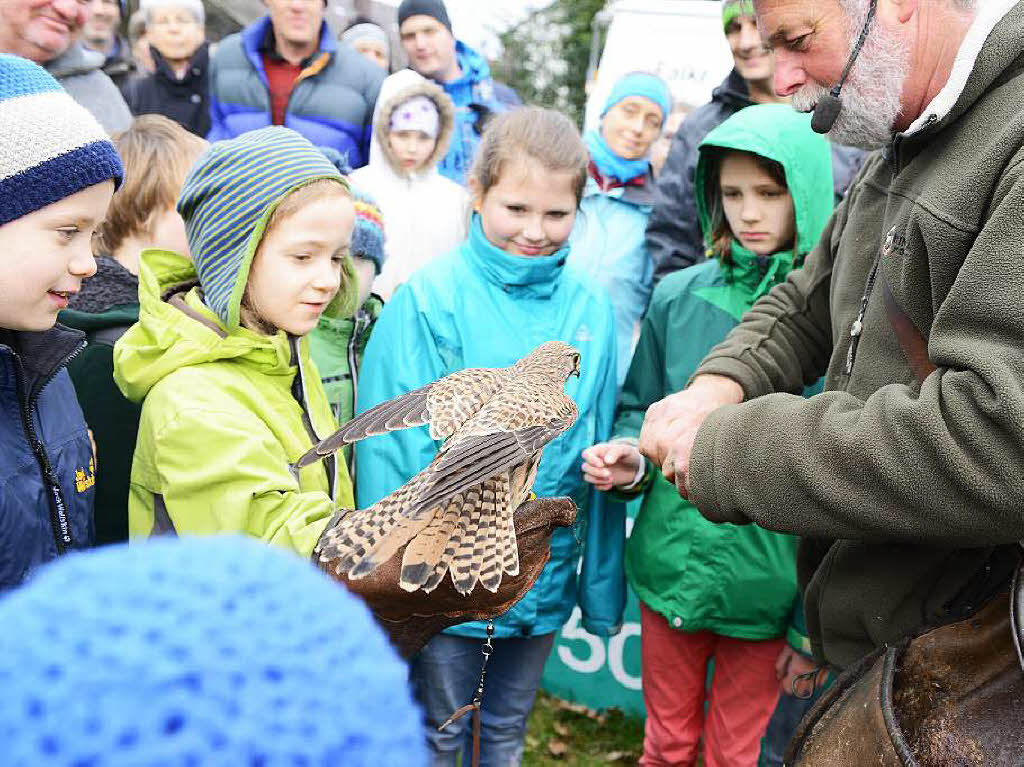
177, 127, 352, 329
0, 54, 123, 227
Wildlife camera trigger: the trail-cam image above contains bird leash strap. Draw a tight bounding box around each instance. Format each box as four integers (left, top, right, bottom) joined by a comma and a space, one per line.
438, 620, 495, 767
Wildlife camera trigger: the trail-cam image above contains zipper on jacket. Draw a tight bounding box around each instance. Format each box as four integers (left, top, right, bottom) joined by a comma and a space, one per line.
345, 309, 371, 477
844, 244, 884, 377
290, 336, 336, 498
10, 341, 85, 555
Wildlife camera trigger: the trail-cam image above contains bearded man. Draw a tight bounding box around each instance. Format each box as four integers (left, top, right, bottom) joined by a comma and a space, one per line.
639, 0, 1024, 759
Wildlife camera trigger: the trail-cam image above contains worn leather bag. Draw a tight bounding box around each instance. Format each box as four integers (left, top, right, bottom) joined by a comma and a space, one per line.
785, 574, 1024, 765
318, 497, 577, 658
785, 264, 1024, 765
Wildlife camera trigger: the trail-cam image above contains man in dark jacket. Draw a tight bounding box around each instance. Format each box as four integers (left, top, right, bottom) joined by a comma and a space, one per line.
0, 0, 132, 134
646, 0, 863, 280
207, 0, 384, 168
123, 0, 209, 136
397, 0, 508, 184
82, 0, 135, 88
640, 0, 1024, 691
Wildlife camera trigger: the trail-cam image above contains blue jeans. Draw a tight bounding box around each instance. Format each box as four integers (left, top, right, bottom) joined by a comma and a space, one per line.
409, 632, 556, 767
759, 690, 822, 766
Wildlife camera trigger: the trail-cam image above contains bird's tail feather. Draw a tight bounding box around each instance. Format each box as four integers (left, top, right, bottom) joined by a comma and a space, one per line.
318, 474, 430, 579
399, 492, 463, 591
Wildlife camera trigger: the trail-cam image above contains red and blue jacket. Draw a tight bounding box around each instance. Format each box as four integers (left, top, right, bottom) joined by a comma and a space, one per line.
0, 327, 95, 590
207, 17, 384, 169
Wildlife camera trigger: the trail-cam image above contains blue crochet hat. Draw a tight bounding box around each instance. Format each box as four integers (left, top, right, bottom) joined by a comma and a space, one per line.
0, 536, 426, 767
177, 127, 354, 329
601, 71, 673, 127
0, 54, 123, 227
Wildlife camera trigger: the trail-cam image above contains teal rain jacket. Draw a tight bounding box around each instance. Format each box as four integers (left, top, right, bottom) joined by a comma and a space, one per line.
568, 171, 656, 386
356, 216, 625, 639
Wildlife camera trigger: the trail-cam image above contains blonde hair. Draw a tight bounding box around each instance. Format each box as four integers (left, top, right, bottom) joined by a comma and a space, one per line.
468, 106, 589, 205
240, 179, 353, 335
94, 115, 207, 257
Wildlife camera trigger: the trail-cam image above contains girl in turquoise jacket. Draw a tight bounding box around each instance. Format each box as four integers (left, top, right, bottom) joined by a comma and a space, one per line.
356, 107, 624, 765
583, 104, 835, 767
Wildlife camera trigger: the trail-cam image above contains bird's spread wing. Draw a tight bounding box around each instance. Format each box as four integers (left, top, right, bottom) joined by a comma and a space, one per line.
295, 367, 508, 468
410, 385, 578, 516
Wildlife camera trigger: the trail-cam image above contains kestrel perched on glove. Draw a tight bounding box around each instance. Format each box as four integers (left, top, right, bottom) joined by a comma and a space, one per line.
296, 341, 582, 596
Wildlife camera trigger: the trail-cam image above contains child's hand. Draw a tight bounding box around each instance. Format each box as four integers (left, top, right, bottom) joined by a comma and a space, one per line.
581, 442, 643, 492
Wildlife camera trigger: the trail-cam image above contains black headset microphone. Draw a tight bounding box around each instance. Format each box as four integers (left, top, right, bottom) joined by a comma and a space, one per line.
810, 0, 878, 134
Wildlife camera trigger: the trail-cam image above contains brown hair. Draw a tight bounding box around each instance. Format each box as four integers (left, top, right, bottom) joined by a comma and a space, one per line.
94, 115, 208, 257
239, 179, 353, 335
468, 106, 589, 206
703, 147, 790, 263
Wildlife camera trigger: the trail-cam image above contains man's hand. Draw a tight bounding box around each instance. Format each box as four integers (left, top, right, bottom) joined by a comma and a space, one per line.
775, 645, 829, 698
582, 442, 643, 492
638, 374, 743, 494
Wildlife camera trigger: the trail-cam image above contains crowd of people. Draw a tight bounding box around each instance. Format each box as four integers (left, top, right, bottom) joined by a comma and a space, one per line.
3, 0, 1024, 765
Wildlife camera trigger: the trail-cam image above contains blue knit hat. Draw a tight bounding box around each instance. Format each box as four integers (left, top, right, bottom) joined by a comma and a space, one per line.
601, 71, 673, 127
0, 536, 426, 766
177, 127, 355, 329
0, 54, 123, 227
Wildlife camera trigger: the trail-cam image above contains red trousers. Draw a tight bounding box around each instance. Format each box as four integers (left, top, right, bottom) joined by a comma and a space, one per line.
639, 602, 784, 767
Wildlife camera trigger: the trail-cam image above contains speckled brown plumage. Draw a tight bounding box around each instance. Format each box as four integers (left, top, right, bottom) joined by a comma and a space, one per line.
305, 341, 581, 595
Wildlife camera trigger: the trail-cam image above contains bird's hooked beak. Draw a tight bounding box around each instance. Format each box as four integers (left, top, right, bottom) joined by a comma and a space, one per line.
572, 354, 581, 378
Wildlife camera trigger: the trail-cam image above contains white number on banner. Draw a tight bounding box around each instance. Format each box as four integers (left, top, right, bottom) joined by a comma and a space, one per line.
557, 607, 606, 673
556, 607, 642, 690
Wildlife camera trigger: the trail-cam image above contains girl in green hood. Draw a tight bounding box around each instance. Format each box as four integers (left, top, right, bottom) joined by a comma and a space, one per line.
582, 104, 835, 767
114, 127, 359, 556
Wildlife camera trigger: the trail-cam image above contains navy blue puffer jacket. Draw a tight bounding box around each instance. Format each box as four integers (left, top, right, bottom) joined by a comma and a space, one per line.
0, 327, 95, 590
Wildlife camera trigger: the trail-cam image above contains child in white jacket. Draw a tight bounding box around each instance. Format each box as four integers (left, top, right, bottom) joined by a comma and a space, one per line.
351, 69, 468, 300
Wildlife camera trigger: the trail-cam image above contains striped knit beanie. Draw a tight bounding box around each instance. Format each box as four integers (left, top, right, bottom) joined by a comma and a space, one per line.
351, 188, 386, 274
0, 536, 427, 766
177, 127, 354, 329
0, 54, 123, 227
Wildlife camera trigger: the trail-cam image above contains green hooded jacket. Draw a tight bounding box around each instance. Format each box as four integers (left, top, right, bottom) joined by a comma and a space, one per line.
617, 104, 833, 643
308, 295, 383, 476
113, 249, 354, 556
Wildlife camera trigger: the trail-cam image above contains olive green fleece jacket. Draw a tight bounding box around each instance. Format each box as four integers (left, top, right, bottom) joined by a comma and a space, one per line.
114, 250, 354, 556
688, 2, 1024, 668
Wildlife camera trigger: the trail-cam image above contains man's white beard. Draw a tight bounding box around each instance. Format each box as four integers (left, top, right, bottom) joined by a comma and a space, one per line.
792, 16, 911, 150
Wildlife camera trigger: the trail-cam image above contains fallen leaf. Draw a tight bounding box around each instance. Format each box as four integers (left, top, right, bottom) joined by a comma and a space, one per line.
605, 751, 633, 762
548, 739, 568, 758
553, 722, 570, 737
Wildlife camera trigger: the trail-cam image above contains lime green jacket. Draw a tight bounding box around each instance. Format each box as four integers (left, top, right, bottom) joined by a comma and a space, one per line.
113, 250, 353, 556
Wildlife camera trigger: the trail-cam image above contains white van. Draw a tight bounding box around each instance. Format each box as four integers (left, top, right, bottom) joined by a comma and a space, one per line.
584, 0, 734, 130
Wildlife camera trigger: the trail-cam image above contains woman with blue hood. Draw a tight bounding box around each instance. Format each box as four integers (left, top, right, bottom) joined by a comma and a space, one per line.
582, 104, 835, 767
568, 71, 673, 386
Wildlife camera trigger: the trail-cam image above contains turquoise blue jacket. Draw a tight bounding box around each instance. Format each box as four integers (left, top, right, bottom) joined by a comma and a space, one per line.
356, 217, 626, 639
568, 171, 656, 386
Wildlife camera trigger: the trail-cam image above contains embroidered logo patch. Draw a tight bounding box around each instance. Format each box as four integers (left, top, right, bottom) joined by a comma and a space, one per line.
75, 458, 96, 493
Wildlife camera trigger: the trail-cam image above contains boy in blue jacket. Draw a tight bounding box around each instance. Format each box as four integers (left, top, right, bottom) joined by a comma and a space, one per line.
0, 54, 123, 589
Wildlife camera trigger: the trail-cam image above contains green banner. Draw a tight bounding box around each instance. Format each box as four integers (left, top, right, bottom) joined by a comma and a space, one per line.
542, 499, 645, 717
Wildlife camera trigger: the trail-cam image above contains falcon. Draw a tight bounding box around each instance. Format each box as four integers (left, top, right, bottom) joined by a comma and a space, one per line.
297, 341, 581, 596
